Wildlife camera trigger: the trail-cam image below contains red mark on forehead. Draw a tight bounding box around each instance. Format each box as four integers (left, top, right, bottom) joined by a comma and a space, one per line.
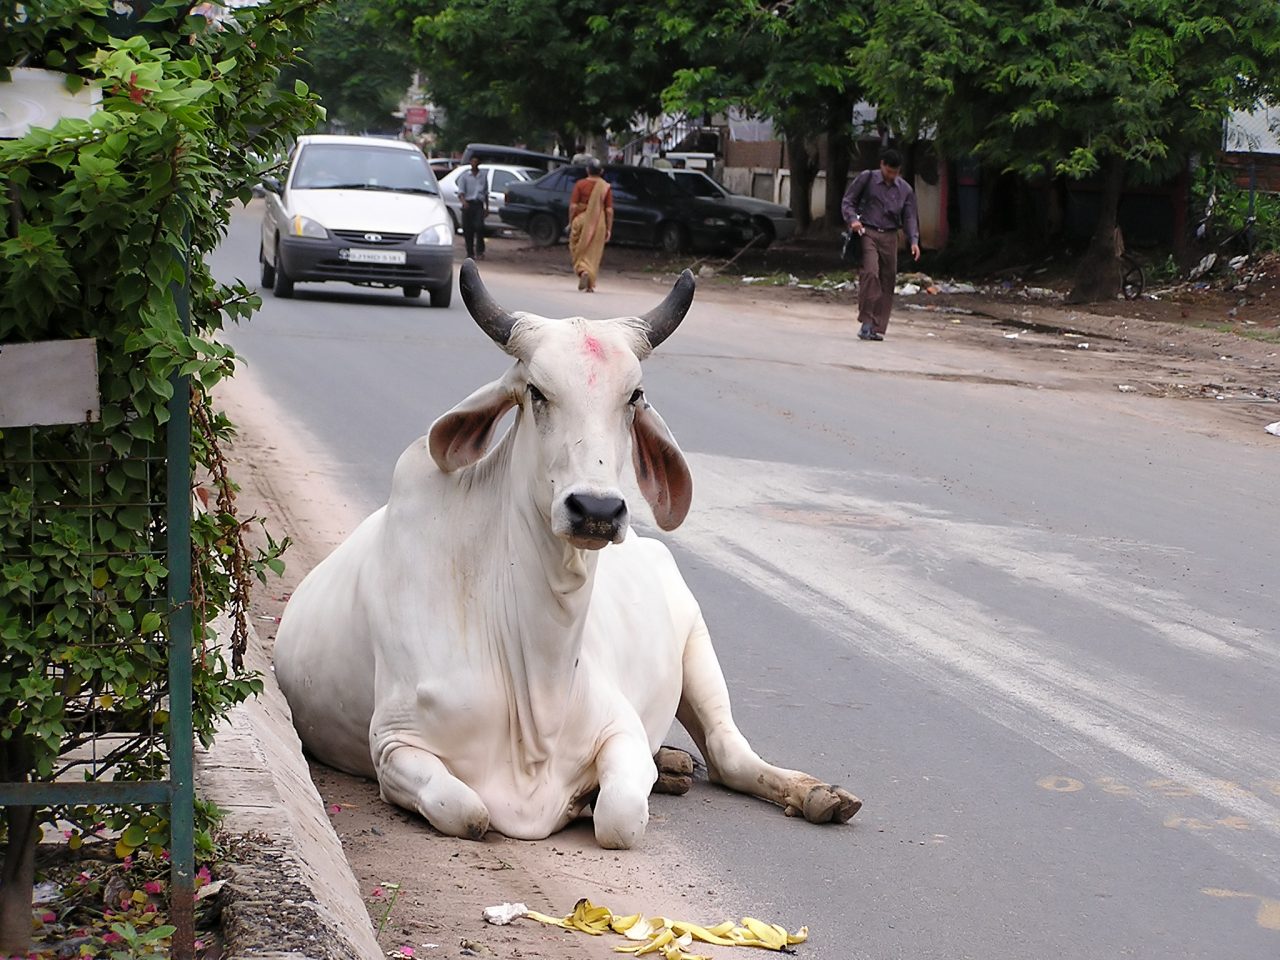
582, 334, 606, 360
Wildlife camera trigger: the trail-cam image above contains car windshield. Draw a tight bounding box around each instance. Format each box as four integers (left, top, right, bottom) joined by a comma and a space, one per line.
293, 144, 439, 194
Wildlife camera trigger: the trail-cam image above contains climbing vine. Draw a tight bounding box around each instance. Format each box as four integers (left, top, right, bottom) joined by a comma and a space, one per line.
0, 1, 324, 953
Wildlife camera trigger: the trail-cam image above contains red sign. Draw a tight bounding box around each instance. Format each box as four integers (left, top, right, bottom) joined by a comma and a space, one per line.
404, 107, 429, 125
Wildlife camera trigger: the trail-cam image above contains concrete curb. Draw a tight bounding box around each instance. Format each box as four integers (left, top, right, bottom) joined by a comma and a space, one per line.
195, 618, 383, 960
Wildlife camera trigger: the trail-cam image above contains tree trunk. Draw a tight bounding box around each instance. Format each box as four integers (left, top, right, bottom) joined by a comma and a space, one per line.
1067, 155, 1126, 303
0, 742, 39, 957
786, 133, 818, 232
824, 95, 854, 229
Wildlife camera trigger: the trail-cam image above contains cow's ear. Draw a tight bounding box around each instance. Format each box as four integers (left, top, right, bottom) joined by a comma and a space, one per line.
631, 402, 692, 530
429, 378, 518, 472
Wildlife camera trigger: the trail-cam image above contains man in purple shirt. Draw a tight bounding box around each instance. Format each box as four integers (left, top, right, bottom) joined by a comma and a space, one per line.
841, 148, 921, 341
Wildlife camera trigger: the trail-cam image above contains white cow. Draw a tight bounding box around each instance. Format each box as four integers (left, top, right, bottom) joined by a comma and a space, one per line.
274, 262, 861, 848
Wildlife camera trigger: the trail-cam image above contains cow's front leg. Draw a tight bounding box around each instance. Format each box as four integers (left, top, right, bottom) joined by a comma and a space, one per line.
373, 738, 490, 840
593, 733, 657, 849
676, 618, 861, 824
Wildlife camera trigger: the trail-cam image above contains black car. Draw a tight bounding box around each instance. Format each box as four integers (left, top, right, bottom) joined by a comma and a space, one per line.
499, 164, 757, 253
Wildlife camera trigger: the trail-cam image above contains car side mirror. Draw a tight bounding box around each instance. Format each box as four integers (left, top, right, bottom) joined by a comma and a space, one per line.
260, 175, 283, 195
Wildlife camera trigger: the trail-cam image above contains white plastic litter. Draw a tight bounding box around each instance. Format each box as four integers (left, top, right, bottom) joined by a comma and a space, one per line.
897, 283, 921, 295
1076, 342, 1090, 350
1266, 421, 1280, 437
1117, 385, 1137, 393
1188, 253, 1217, 280
483, 902, 529, 925
1003, 332, 1020, 339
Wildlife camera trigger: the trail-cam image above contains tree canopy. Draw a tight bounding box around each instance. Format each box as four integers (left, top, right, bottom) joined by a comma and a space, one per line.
860, 0, 1280, 295
379, 0, 688, 151
283, 0, 418, 134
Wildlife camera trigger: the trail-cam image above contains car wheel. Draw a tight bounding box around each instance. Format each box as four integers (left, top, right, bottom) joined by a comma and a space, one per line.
271, 244, 294, 298
751, 217, 775, 248
403, 285, 422, 299
659, 222, 688, 255
429, 280, 453, 308
528, 213, 559, 247
259, 244, 276, 287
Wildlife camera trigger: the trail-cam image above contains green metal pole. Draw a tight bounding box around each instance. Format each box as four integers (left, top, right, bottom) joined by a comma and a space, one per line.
167, 232, 195, 960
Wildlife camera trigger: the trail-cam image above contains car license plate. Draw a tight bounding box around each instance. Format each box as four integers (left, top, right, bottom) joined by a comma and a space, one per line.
341, 248, 406, 265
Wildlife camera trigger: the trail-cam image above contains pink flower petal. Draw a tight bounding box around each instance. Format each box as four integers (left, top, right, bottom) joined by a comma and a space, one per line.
329, 804, 341, 814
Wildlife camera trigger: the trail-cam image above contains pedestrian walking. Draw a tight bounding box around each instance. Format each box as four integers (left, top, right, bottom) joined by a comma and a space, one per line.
456, 157, 488, 260
568, 157, 613, 292
841, 148, 921, 341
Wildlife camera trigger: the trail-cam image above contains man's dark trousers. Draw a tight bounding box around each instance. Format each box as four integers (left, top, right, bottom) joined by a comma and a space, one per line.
858, 228, 900, 336
461, 202, 486, 259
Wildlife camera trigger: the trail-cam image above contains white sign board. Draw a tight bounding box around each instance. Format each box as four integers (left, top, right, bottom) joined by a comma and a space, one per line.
1225, 104, 1280, 155
0, 68, 102, 139
0, 339, 101, 427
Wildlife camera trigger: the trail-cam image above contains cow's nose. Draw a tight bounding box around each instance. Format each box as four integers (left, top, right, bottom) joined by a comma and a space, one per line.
565, 493, 628, 541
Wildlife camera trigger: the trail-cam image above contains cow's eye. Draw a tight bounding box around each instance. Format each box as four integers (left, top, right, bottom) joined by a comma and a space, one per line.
628, 388, 644, 405
528, 384, 547, 404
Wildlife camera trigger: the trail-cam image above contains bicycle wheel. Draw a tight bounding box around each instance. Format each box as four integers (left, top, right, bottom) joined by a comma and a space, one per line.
1121, 256, 1144, 301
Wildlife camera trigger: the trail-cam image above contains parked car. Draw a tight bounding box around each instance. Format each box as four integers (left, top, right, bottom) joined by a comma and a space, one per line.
460, 142, 563, 172
259, 134, 455, 306
667, 169, 797, 246
437, 163, 544, 235
499, 164, 757, 253
427, 156, 462, 179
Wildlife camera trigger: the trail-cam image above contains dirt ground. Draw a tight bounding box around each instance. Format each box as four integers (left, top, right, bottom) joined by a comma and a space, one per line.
214, 231, 1280, 960
479, 228, 1280, 415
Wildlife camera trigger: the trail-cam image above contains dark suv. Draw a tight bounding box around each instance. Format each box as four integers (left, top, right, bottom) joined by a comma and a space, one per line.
499, 164, 756, 253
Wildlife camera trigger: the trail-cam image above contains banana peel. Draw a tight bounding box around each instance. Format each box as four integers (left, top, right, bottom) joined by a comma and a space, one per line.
517, 898, 808, 959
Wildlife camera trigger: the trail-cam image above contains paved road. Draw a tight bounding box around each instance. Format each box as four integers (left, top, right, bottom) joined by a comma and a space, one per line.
212, 203, 1280, 960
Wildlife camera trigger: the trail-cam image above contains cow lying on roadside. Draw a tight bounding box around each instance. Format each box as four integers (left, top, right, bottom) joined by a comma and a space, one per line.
274, 261, 861, 848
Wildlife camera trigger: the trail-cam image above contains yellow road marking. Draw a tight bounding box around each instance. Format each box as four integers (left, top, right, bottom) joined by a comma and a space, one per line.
1037, 775, 1085, 793
1202, 889, 1280, 931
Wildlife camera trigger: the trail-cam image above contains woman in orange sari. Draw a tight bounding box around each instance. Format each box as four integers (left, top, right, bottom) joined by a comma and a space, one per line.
568, 158, 613, 292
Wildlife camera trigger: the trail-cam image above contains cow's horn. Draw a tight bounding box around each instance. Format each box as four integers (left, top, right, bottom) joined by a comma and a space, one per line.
460, 259, 519, 346
640, 269, 695, 350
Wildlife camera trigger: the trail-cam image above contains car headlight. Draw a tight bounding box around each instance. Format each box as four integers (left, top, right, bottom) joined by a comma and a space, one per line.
700, 217, 730, 228
415, 224, 453, 246
291, 215, 327, 239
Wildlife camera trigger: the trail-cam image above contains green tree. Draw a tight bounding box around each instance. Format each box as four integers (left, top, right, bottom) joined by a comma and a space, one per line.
0, 2, 321, 952
862, 0, 1280, 300
285, 0, 418, 135
658, 0, 870, 231
380, 0, 688, 152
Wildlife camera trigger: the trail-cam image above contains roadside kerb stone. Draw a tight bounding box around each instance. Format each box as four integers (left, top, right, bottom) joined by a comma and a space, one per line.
196, 616, 382, 960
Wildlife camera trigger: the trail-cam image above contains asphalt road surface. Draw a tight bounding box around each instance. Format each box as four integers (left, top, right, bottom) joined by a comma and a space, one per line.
212, 202, 1279, 960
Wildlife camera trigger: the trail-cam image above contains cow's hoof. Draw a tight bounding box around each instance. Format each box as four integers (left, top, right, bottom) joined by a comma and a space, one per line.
652, 772, 692, 796
800, 784, 862, 824
653, 747, 694, 795
655, 746, 694, 777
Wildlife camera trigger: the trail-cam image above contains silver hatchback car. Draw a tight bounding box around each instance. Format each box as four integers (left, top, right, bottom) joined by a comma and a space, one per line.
437, 163, 544, 235
259, 135, 455, 306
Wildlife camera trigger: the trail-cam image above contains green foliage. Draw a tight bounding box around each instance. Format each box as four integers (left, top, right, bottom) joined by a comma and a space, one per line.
861, 0, 1280, 183
283, 0, 418, 135
657, 0, 869, 146
381, 0, 690, 149
1193, 162, 1280, 254
0, 0, 322, 872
